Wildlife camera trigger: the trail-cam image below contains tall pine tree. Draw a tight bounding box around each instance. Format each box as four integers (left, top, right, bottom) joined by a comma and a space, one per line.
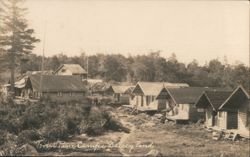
0, 0, 40, 95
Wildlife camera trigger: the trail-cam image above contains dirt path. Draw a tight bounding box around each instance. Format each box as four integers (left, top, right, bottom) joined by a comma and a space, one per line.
117, 113, 136, 156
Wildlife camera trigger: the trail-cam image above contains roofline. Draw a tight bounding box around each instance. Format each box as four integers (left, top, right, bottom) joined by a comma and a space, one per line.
165, 88, 178, 105
54, 64, 64, 73
219, 85, 249, 110
131, 82, 145, 95
195, 91, 216, 111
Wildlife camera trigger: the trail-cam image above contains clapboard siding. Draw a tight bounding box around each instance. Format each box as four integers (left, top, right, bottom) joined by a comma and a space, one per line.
238, 100, 250, 132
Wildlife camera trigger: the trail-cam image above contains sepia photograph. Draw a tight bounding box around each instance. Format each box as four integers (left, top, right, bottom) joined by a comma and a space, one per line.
0, 0, 249, 156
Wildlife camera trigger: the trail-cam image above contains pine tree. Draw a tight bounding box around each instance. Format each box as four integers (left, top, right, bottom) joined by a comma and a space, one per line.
0, 0, 40, 95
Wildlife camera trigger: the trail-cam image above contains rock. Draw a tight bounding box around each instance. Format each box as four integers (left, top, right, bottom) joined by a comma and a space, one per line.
212, 131, 221, 140
154, 114, 163, 119
145, 149, 163, 157
106, 148, 111, 152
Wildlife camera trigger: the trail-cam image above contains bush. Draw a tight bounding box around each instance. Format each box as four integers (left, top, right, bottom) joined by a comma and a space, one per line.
17, 130, 41, 145
42, 117, 69, 142
85, 106, 107, 136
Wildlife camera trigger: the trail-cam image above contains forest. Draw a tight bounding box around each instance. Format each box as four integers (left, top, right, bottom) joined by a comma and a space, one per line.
2, 51, 248, 90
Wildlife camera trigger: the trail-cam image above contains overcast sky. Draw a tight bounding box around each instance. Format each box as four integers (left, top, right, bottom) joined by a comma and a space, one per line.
25, 0, 249, 66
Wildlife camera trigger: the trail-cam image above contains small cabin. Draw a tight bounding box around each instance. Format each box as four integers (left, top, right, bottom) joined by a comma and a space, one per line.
54, 64, 88, 80
132, 82, 189, 111
218, 86, 250, 137
195, 90, 233, 128
105, 85, 134, 104
10, 75, 87, 102
156, 87, 211, 122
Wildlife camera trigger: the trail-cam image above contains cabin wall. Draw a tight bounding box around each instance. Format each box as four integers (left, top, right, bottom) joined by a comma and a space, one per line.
37, 92, 86, 102
175, 104, 189, 120
216, 111, 227, 129
158, 99, 168, 111
205, 106, 214, 127
118, 94, 131, 104
189, 104, 205, 122
238, 100, 250, 132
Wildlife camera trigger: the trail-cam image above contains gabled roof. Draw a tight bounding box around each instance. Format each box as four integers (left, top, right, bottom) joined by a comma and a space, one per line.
29, 75, 86, 92
195, 90, 232, 111
166, 87, 213, 104
54, 64, 87, 74
157, 87, 232, 105
132, 82, 189, 96
219, 86, 250, 110
107, 85, 134, 94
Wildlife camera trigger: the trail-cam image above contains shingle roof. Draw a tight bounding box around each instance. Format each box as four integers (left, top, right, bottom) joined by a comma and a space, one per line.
29, 75, 86, 92
167, 87, 211, 104
157, 87, 232, 105
135, 82, 189, 96
219, 86, 250, 110
204, 90, 232, 110
55, 64, 87, 74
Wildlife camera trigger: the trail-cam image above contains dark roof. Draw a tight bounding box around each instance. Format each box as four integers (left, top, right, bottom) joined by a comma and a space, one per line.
219, 86, 250, 110
167, 87, 211, 104
203, 90, 232, 110
29, 75, 86, 92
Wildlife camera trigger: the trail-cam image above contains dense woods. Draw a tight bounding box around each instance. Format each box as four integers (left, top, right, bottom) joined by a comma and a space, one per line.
5, 51, 248, 90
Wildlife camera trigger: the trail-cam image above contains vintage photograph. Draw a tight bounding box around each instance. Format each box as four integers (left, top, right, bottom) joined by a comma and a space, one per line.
0, 0, 249, 156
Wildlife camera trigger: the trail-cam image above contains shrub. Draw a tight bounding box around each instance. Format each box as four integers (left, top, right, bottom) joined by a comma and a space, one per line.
85, 106, 107, 136
17, 130, 41, 145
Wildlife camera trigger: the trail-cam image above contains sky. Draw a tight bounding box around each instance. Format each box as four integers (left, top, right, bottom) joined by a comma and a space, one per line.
25, 0, 249, 66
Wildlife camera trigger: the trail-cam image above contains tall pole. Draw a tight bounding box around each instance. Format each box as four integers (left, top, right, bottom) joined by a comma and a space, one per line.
86, 54, 88, 81
39, 21, 47, 96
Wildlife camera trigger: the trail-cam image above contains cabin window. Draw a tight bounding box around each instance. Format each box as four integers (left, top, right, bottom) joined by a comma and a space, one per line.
197, 108, 205, 112
152, 96, 155, 101
58, 92, 62, 97
61, 69, 66, 72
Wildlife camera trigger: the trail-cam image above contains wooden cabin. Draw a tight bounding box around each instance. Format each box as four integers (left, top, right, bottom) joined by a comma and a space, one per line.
54, 64, 88, 80
106, 85, 135, 104
195, 90, 233, 128
218, 86, 250, 137
156, 87, 210, 122
132, 82, 189, 111
11, 75, 87, 102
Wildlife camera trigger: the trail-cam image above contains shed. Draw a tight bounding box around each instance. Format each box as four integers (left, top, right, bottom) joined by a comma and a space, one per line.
156, 87, 212, 121
106, 85, 134, 104
132, 82, 189, 110
195, 90, 232, 127
218, 86, 250, 136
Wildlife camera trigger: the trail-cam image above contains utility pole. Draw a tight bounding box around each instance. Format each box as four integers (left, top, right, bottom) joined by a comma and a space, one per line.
39, 21, 47, 97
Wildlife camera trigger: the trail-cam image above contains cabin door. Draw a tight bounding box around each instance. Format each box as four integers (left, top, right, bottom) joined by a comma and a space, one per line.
141, 95, 144, 107
227, 111, 238, 129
